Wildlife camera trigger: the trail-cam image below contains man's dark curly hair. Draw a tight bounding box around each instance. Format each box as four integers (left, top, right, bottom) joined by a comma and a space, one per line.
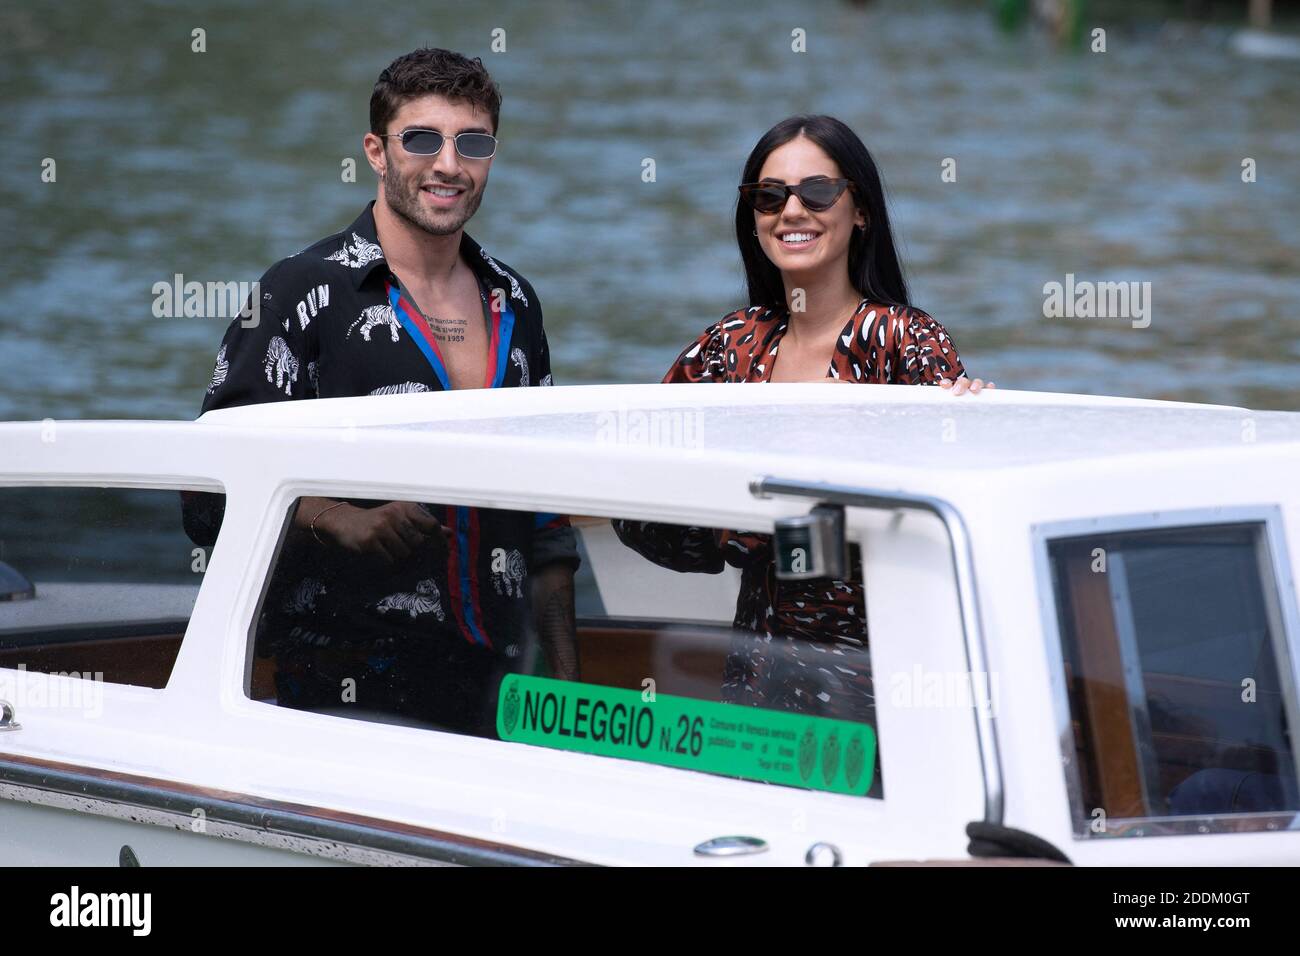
370, 47, 501, 136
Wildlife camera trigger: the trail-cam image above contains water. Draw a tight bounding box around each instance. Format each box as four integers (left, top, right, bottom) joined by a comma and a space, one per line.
1, 0, 1298, 422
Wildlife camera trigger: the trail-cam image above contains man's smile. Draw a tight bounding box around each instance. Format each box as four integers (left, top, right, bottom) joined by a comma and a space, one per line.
420, 181, 467, 208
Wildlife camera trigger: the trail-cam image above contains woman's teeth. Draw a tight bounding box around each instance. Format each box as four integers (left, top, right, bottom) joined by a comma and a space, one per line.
780, 232, 818, 246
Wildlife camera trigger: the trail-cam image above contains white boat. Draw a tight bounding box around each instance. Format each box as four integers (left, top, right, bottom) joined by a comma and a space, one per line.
1, 383, 1298, 866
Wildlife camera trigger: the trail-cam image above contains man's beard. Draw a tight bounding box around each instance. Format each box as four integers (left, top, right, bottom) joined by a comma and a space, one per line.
382, 164, 484, 237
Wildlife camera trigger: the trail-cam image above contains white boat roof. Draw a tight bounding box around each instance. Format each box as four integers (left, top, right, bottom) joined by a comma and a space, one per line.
194, 383, 1300, 474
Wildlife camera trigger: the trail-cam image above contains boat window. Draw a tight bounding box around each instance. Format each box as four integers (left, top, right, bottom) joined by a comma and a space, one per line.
248, 497, 881, 797
1047, 522, 1300, 833
0, 486, 223, 691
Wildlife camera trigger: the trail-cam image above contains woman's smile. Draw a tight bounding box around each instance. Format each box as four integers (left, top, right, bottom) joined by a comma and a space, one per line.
775, 228, 823, 250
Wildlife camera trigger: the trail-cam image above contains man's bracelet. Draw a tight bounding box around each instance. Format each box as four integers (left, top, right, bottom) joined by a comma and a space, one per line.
309, 501, 348, 545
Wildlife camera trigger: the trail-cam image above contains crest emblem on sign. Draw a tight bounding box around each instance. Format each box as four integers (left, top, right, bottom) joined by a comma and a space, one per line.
845, 733, 866, 791
821, 729, 841, 786
798, 725, 818, 782
502, 680, 521, 736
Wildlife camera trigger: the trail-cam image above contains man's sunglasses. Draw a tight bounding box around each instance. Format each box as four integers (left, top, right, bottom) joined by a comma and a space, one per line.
380, 129, 498, 160
739, 178, 853, 215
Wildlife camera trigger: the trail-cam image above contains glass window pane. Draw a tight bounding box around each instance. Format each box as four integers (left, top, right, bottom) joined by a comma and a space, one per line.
1049, 523, 1299, 823
0, 486, 222, 689
249, 497, 880, 796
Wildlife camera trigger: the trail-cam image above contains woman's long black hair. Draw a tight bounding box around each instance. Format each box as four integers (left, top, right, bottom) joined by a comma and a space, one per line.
736, 114, 910, 311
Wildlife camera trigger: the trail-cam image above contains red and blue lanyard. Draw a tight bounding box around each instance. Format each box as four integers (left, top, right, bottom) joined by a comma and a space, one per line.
385, 278, 516, 647
386, 278, 514, 390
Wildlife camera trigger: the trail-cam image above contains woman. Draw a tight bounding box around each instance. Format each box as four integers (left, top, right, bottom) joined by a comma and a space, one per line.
614, 115, 992, 748
667, 113, 990, 391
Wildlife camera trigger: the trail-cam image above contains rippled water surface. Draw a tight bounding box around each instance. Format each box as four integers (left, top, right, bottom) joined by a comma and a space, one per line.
2, 0, 1297, 421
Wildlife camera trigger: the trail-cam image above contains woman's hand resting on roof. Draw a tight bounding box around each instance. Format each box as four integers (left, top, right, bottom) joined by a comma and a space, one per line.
813, 375, 995, 393
939, 376, 994, 395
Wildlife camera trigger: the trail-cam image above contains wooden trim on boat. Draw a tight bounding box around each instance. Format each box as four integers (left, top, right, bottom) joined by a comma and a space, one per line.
0, 751, 591, 867
1062, 548, 1147, 819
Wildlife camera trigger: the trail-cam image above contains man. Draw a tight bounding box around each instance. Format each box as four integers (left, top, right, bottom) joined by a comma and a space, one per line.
187, 48, 578, 735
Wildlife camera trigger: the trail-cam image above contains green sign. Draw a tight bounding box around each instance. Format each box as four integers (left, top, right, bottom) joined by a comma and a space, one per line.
497, 675, 875, 795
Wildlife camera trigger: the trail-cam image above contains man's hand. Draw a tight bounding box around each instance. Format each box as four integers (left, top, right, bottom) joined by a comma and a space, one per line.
310, 500, 452, 564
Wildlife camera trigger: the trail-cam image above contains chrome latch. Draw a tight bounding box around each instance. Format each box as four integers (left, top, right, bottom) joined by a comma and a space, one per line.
694, 835, 768, 858
0, 700, 22, 732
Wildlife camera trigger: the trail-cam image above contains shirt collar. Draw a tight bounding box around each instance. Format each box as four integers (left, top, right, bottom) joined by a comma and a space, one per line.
344, 201, 388, 290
